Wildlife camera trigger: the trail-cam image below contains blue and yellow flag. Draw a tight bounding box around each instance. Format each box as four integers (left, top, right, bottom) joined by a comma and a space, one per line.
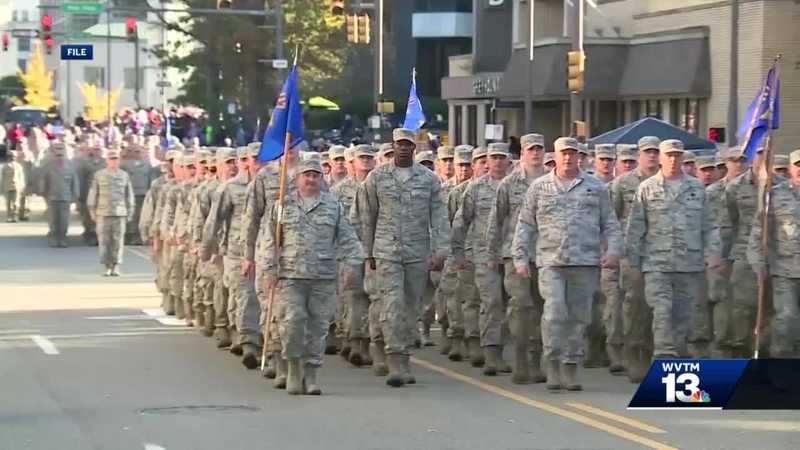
737, 61, 780, 162
259, 65, 305, 161
402, 68, 426, 131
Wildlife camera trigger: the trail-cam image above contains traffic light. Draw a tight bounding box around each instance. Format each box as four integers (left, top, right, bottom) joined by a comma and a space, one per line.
125, 17, 137, 41
346, 13, 358, 43
357, 13, 370, 44
44, 36, 54, 55
2, 33, 8, 52
567, 50, 585, 93
708, 127, 726, 143
329, 0, 345, 15
41, 14, 52, 33
217, 0, 232, 8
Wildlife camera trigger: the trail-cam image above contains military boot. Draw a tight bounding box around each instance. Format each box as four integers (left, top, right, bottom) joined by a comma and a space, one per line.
497, 346, 512, 373
347, 338, 364, 367
370, 340, 389, 376
439, 329, 451, 355
607, 344, 626, 374
448, 337, 464, 362
104, 266, 113, 277
215, 327, 231, 348
545, 359, 561, 391
202, 308, 215, 337
163, 292, 175, 316
421, 323, 434, 347
286, 358, 305, 395
324, 327, 338, 355
625, 346, 646, 384
401, 355, 416, 385
561, 363, 582, 391
241, 344, 259, 370
361, 340, 373, 366
263, 353, 277, 379
229, 330, 243, 356
339, 339, 352, 360
529, 351, 547, 383
385, 354, 405, 387
305, 363, 322, 395
468, 337, 484, 367
174, 296, 185, 320
483, 346, 501, 376
512, 342, 532, 385
195, 308, 205, 329
273, 357, 288, 389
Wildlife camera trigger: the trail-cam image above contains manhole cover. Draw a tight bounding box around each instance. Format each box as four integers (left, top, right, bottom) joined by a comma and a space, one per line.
139, 405, 261, 415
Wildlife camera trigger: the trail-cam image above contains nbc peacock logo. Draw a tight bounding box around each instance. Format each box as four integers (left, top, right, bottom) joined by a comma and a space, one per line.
690, 390, 711, 403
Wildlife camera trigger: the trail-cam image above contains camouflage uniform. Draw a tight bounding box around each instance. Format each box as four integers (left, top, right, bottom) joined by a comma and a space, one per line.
173, 170, 199, 325
748, 179, 800, 357
445, 179, 472, 342
626, 167, 711, 358
87, 165, 135, 269
40, 151, 80, 247
487, 158, 547, 382
121, 156, 153, 245
203, 170, 261, 348
78, 154, 105, 243
512, 137, 622, 389
152, 167, 180, 313
159, 165, 189, 318
1, 158, 26, 221
191, 167, 223, 334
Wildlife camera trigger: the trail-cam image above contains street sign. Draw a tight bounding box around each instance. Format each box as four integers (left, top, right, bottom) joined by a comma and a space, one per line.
272, 59, 288, 69
156, 81, 172, 88
10, 30, 39, 38
61, 44, 93, 61
62, 2, 104, 14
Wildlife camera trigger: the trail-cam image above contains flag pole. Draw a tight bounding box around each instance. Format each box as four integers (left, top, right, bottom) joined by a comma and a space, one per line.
753, 54, 781, 359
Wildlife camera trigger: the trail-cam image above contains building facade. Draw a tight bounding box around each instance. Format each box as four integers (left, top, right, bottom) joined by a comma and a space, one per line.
442, 0, 799, 154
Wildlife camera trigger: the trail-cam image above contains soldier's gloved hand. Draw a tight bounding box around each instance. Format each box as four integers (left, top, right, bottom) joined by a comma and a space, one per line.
705, 256, 723, 269
429, 255, 444, 271
365, 257, 376, 271
600, 255, 619, 269
242, 259, 256, 280
515, 265, 531, 278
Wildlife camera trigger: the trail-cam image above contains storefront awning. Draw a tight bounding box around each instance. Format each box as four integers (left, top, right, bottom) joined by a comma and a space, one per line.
618, 38, 711, 97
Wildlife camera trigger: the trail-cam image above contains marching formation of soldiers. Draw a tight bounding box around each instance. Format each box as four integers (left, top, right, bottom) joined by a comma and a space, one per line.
122, 128, 800, 395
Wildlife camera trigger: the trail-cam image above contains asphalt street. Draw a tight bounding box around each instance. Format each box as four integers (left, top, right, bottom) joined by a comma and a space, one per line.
1, 202, 799, 450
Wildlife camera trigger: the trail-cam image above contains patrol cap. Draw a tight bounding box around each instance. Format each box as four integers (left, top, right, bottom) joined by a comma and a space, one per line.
320, 150, 330, 162
329, 145, 347, 160
616, 144, 638, 161
454, 144, 474, 153
196, 149, 212, 164
554, 137, 580, 152
696, 156, 716, 170
578, 143, 589, 155
638, 136, 661, 151
594, 144, 616, 159
659, 139, 685, 154
415, 151, 435, 164
297, 158, 323, 174
236, 146, 248, 159
181, 154, 196, 166
301, 151, 322, 162
437, 146, 455, 160
715, 155, 725, 167
378, 143, 394, 158
354, 144, 375, 158
472, 146, 488, 160
392, 128, 416, 143
247, 142, 261, 158
723, 146, 745, 160
683, 151, 696, 163
544, 152, 555, 164
454, 148, 473, 164
344, 147, 356, 162
487, 142, 510, 157
521, 133, 545, 149
773, 154, 789, 170
104, 148, 121, 159
218, 147, 236, 163
790, 149, 800, 166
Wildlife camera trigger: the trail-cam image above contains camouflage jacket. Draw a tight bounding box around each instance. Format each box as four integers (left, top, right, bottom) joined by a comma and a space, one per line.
512, 172, 621, 269
139, 175, 167, 241
40, 161, 80, 202
152, 178, 178, 239
487, 166, 547, 261
190, 177, 221, 246
1, 161, 25, 192
77, 157, 105, 202
120, 160, 154, 196
202, 173, 251, 259
452, 174, 502, 263
610, 167, 655, 234
747, 180, 800, 278
354, 162, 449, 263
263, 190, 364, 280
87, 168, 134, 218
626, 172, 712, 273
706, 178, 732, 259
158, 180, 183, 239
331, 176, 359, 219
173, 180, 198, 251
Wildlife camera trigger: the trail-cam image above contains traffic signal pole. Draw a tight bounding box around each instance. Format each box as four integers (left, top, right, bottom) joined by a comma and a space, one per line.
569, 0, 584, 135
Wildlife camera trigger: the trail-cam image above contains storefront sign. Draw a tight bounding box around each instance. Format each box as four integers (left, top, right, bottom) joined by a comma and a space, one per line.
473, 75, 502, 96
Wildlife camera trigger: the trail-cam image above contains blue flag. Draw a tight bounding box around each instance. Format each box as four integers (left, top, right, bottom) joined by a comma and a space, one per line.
259, 65, 304, 162
737, 62, 780, 161
162, 109, 171, 149
402, 68, 426, 131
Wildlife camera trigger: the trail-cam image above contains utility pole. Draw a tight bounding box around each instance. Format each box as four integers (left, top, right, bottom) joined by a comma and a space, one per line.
569, 0, 584, 134
727, 0, 739, 146
373, 0, 384, 115
524, 0, 535, 133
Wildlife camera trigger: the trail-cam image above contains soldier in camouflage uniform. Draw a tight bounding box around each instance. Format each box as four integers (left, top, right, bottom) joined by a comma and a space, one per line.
331, 144, 375, 366
773, 154, 789, 178
429, 146, 456, 351
121, 144, 154, 245
452, 142, 511, 376
261, 159, 363, 395
626, 140, 713, 360
487, 133, 548, 384
202, 146, 262, 369
327, 145, 348, 186
40, 143, 80, 248
513, 137, 621, 391
1, 150, 26, 222
718, 146, 771, 357
87, 148, 135, 276
414, 150, 438, 348
353, 128, 449, 387
610, 136, 660, 383
682, 152, 697, 177
615, 145, 638, 177
144, 152, 179, 314
159, 153, 193, 320
78, 144, 106, 245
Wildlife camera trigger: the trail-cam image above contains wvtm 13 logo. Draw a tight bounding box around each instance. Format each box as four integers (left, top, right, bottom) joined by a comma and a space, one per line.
660, 362, 710, 403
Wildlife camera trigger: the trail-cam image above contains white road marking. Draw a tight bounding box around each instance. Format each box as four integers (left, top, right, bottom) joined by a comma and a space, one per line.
141, 308, 187, 326
29, 335, 59, 355
677, 419, 800, 432
87, 314, 164, 321
144, 444, 166, 450
1, 330, 192, 342
127, 247, 152, 261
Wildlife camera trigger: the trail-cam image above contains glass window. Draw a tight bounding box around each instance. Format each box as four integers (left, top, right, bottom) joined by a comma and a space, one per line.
454, 104, 463, 145
467, 104, 477, 146
18, 37, 31, 52
669, 99, 681, 125
12, 10, 17, 22
84, 67, 106, 88
22, 10, 29, 22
